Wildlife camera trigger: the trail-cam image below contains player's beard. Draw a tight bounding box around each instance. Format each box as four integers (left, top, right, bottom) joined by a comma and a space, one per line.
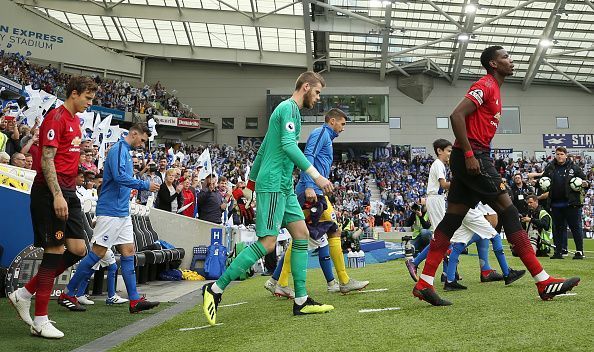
304, 90, 316, 109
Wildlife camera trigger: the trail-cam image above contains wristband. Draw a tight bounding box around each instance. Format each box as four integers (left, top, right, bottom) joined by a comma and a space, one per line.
305, 165, 321, 180
464, 150, 474, 159
246, 180, 256, 191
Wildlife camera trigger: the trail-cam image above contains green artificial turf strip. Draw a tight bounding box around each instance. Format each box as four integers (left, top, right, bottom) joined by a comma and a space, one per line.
0, 297, 171, 352
112, 240, 594, 352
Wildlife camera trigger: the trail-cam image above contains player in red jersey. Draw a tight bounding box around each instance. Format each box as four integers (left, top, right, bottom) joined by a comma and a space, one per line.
9, 76, 98, 338
412, 46, 580, 306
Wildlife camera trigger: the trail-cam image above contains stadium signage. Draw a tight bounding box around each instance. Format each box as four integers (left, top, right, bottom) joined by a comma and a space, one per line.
0, 25, 64, 51
0, 75, 22, 95
153, 115, 178, 126
5, 245, 70, 299
543, 134, 594, 149
177, 117, 200, 129
89, 105, 125, 121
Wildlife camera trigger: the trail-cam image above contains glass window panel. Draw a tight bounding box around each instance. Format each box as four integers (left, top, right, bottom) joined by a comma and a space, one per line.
245, 117, 258, 129
556, 117, 569, 129
436, 117, 449, 129
222, 118, 234, 129
497, 107, 521, 134
268, 94, 388, 123
389, 117, 401, 129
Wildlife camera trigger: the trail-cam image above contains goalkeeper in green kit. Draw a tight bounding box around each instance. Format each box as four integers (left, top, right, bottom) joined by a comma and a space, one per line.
202, 72, 335, 325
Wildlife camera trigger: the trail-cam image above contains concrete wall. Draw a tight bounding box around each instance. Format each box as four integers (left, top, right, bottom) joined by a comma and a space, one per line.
145, 59, 594, 154
1, 2, 141, 76
148, 208, 224, 269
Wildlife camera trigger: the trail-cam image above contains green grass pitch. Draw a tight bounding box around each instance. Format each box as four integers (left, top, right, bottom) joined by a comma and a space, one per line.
1, 240, 592, 352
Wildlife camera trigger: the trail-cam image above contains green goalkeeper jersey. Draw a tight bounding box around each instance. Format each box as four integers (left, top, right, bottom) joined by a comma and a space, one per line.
249, 98, 312, 194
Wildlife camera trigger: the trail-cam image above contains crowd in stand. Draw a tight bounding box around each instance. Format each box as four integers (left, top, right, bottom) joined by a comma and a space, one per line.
0, 52, 196, 118
2, 99, 594, 236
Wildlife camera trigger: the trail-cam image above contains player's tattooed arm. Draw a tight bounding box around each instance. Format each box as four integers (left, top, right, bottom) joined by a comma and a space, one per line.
41, 146, 62, 198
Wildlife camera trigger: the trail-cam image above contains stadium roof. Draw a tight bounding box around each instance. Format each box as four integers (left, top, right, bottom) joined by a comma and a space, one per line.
14, 0, 594, 92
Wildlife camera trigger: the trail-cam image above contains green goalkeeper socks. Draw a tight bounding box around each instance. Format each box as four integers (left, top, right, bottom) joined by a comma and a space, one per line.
291, 239, 309, 298
215, 241, 267, 290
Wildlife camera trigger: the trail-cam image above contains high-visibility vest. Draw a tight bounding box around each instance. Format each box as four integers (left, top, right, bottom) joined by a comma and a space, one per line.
539, 209, 553, 243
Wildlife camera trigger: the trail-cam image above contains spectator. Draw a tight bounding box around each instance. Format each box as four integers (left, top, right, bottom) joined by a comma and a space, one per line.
196, 174, 226, 224
20, 128, 39, 167
10, 152, 26, 168
139, 161, 162, 205
156, 157, 167, 182
23, 153, 33, 169
156, 168, 183, 212
181, 178, 195, 218
0, 151, 9, 164
81, 150, 98, 173
0, 115, 20, 155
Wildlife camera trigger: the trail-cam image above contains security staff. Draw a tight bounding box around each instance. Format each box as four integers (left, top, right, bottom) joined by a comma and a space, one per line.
542, 147, 589, 259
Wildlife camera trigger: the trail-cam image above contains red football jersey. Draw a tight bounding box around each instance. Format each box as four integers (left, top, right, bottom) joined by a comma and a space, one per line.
34, 106, 82, 190
454, 74, 502, 151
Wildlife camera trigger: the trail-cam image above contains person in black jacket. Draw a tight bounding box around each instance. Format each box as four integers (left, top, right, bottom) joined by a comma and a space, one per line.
510, 173, 533, 221
156, 168, 183, 212
542, 147, 590, 259
196, 174, 226, 224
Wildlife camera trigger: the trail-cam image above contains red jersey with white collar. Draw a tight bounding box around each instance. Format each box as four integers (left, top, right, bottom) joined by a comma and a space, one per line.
454, 74, 502, 151
34, 106, 82, 190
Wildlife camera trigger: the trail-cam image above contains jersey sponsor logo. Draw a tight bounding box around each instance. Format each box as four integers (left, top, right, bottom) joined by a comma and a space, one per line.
285, 122, 295, 132
469, 89, 484, 105
47, 129, 55, 140
71, 136, 81, 146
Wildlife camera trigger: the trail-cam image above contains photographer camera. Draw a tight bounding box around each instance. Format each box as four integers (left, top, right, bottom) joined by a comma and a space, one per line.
140, 161, 162, 205
405, 201, 432, 255
520, 195, 552, 257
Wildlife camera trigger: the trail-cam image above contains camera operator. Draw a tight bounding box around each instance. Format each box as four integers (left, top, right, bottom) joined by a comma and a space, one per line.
521, 195, 552, 257
405, 201, 432, 254
542, 147, 590, 259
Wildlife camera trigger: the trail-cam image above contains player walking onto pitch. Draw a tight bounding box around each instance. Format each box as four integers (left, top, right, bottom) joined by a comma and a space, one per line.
60, 123, 161, 314
412, 46, 580, 306
265, 108, 369, 297
9, 77, 97, 339
202, 72, 335, 325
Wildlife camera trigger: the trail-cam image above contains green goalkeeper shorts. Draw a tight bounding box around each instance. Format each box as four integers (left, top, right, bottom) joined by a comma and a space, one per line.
255, 192, 304, 237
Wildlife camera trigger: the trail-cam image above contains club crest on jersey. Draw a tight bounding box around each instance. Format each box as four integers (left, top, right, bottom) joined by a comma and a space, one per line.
47, 129, 55, 141
469, 89, 484, 105
500, 182, 506, 191
285, 122, 295, 132
55, 230, 64, 240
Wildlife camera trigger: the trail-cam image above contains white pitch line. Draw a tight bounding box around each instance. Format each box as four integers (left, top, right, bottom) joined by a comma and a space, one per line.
219, 301, 248, 308
359, 307, 401, 313
179, 323, 223, 331
357, 288, 389, 294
